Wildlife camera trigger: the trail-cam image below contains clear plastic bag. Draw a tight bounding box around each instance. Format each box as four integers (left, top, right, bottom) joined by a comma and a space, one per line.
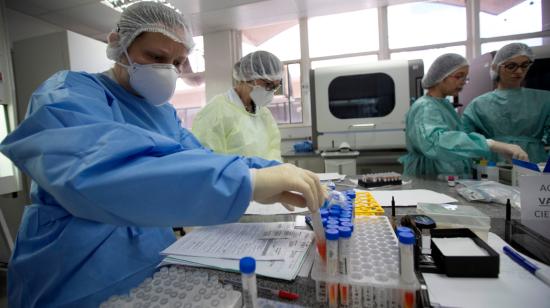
456, 180, 521, 208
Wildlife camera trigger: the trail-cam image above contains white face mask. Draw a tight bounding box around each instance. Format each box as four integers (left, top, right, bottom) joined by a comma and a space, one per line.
118, 51, 179, 106
249, 85, 275, 108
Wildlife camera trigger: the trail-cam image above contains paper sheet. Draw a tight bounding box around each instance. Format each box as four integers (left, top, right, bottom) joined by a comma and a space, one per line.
162, 223, 314, 280
316, 173, 346, 181
161, 222, 298, 260
355, 189, 457, 207
163, 244, 312, 281
245, 201, 309, 215
424, 233, 550, 308
432, 237, 489, 256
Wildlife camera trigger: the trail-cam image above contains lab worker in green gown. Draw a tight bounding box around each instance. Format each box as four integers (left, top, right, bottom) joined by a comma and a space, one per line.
400, 53, 529, 178
463, 43, 550, 163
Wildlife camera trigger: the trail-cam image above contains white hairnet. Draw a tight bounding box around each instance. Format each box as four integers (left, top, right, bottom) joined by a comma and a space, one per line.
421, 53, 468, 89
233, 51, 283, 82
106, 1, 195, 61
490, 43, 535, 81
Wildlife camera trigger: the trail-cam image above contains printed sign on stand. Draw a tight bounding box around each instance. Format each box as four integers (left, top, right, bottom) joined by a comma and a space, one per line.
519, 174, 550, 240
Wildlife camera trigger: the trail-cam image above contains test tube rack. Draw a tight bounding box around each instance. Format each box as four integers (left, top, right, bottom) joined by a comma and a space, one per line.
358, 172, 402, 189
311, 216, 419, 308
354, 191, 385, 217
100, 266, 242, 308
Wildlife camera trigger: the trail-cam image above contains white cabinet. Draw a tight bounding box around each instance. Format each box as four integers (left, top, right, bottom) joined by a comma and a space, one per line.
282, 153, 325, 173
12, 30, 113, 123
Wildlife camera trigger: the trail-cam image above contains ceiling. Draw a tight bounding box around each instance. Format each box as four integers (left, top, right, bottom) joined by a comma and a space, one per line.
5, 0, 524, 43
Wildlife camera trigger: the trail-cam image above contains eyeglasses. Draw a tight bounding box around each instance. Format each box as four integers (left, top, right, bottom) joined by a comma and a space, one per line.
448, 74, 470, 83
260, 79, 282, 92
501, 61, 533, 73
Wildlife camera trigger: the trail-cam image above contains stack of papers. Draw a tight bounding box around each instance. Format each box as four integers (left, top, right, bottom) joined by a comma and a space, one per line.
161, 222, 313, 281
245, 201, 309, 215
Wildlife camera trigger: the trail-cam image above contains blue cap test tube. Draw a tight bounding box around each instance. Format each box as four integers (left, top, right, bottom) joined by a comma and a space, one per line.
339, 217, 352, 225
340, 210, 353, 217
338, 226, 352, 306
398, 232, 416, 285
340, 221, 354, 231
240, 257, 259, 308
326, 228, 339, 308
345, 190, 356, 199
396, 226, 413, 236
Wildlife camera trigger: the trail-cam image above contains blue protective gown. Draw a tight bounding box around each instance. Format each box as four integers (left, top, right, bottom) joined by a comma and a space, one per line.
399, 95, 491, 178
462, 88, 550, 163
0, 71, 278, 307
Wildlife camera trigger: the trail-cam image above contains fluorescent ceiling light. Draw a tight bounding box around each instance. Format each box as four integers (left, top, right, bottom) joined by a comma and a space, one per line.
101, 0, 181, 14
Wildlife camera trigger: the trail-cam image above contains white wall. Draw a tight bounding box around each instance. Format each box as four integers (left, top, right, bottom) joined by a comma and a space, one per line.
203, 29, 241, 102
67, 31, 113, 73
6, 8, 62, 45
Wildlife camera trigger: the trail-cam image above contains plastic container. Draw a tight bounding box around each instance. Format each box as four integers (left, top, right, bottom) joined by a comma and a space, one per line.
476, 160, 488, 180
417, 203, 490, 242
486, 161, 499, 182
447, 175, 456, 187
100, 265, 242, 308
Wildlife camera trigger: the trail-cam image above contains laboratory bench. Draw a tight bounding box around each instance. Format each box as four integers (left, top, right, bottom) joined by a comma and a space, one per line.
173, 177, 534, 308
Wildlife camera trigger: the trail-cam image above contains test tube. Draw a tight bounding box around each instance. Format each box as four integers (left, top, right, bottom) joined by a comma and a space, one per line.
340, 221, 354, 232
315, 207, 331, 305
403, 289, 415, 308
339, 217, 352, 225
326, 228, 339, 308
398, 232, 416, 285
338, 226, 352, 306
362, 285, 374, 307
310, 209, 327, 264
350, 284, 362, 308
315, 280, 327, 303
345, 189, 356, 199
239, 256, 259, 308
396, 226, 413, 236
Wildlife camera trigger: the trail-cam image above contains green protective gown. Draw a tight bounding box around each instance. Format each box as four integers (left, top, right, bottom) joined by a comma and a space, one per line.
192, 88, 282, 162
463, 88, 550, 163
399, 95, 491, 178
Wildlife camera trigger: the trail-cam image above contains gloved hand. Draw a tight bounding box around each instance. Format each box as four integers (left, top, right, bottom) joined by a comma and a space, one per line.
252, 164, 326, 213
488, 140, 529, 161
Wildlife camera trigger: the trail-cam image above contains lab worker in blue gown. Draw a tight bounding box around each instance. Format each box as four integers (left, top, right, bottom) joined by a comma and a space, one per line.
0, 2, 325, 307
463, 43, 550, 163
399, 53, 529, 178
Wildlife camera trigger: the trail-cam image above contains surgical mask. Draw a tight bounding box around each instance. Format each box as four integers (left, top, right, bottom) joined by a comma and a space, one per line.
118, 51, 179, 106
249, 85, 275, 108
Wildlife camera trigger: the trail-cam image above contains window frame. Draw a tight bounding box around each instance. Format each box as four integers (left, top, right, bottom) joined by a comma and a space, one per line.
233, 0, 550, 131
